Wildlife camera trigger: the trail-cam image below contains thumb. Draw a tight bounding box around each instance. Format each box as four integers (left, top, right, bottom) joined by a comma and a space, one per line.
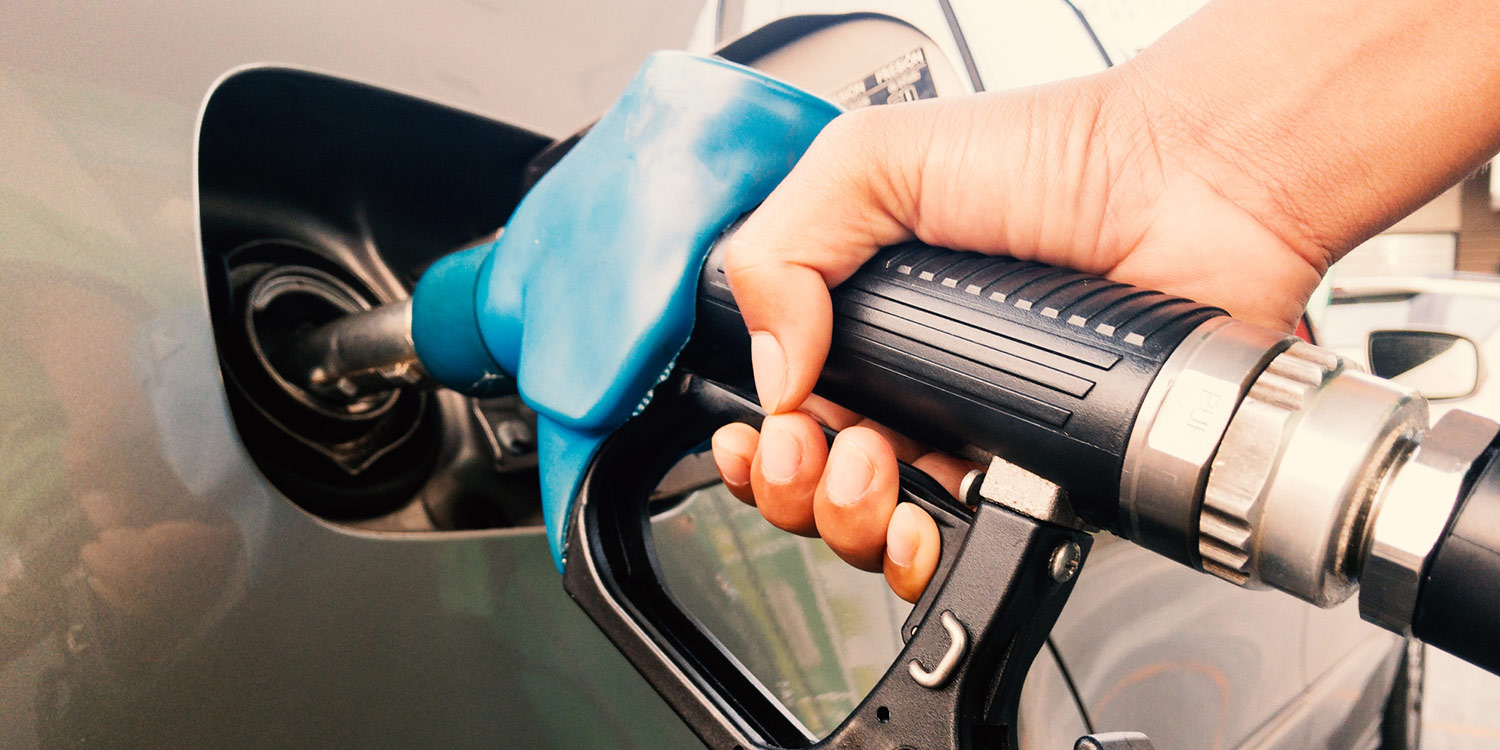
722, 107, 928, 414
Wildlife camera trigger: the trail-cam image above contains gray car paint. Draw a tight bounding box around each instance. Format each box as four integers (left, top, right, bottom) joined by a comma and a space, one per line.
0, 1, 1398, 748
1, 2, 708, 747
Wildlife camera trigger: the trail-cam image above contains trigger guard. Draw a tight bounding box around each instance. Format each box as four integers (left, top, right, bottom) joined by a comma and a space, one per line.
667, 376, 976, 633
565, 372, 1091, 749
895, 467, 975, 643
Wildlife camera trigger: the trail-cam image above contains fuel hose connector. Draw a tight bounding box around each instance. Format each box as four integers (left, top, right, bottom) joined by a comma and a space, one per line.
1128, 318, 1500, 649
1192, 341, 1428, 606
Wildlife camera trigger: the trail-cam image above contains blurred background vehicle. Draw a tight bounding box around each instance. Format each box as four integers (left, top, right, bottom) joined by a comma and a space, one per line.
2, 1, 1497, 748
1315, 276, 1499, 412
1298, 68, 1500, 741
1310, 272, 1500, 749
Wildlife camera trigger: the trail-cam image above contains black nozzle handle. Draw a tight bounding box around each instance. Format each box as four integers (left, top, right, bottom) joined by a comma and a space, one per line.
1413, 443, 1500, 675
686, 240, 1225, 532
564, 374, 1088, 749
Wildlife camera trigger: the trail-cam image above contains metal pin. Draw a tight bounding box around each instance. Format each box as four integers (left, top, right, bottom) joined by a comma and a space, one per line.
959, 469, 985, 506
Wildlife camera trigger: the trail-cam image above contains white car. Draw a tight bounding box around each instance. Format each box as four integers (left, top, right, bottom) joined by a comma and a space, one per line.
1316, 275, 1497, 415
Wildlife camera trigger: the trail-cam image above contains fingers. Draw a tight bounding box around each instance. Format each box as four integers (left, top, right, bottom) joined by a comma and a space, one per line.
911, 452, 980, 498
723, 109, 924, 415
814, 427, 900, 572
810, 428, 950, 596
748, 412, 828, 536
711, 422, 758, 504
885, 503, 941, 602
710, 411, 951, 599
853, 419, 926, 465
797, 393, 862, 431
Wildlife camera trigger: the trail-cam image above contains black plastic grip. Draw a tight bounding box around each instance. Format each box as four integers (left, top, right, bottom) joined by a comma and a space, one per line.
684, 240, 1225, 532
1413, 443, 1500, 675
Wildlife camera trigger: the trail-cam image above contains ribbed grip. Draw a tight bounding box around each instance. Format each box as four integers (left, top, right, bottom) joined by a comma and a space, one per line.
684, 240, 1225, 530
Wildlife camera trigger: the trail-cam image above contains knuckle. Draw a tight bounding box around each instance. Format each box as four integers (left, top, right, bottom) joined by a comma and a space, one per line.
821, 105, 887, 143
721, 235, 775, 291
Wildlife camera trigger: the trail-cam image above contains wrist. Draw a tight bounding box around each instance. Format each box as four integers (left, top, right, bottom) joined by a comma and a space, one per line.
1094, 59, 1336, 273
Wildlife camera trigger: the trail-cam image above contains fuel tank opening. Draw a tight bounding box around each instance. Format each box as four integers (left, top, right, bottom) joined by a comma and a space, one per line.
217, 239, 440, 520
243, 251, 401, 420
198, 67, 554, 530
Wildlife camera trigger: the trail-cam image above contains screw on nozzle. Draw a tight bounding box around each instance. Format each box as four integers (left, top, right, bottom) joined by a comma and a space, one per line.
1048, 541, 1082, 583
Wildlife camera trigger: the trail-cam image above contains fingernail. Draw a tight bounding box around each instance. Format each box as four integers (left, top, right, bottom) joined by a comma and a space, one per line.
712, 433, 753, 487
887, 506, 918, 567
826, 446, 873, 506
751, 332, 786, 413
759, 421, 802, 483
719, 454, 751, 487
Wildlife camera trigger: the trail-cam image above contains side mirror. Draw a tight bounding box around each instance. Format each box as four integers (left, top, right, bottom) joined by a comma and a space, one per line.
1368, 330, 1481, 400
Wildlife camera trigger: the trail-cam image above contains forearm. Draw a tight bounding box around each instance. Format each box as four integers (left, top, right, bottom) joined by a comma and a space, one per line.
1118, 0, 1500, 266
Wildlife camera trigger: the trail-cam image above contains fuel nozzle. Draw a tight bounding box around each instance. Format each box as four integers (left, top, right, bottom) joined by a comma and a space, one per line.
268, 238, 515, 406
290, 242, 1500, 675
271, 297, 435, 404
1192, 340, 1433, 607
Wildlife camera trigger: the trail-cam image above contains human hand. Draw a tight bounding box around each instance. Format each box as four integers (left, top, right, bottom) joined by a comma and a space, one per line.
712, 0, 1500, 600
710, 66, 1329, 601
712, 395, 981, 601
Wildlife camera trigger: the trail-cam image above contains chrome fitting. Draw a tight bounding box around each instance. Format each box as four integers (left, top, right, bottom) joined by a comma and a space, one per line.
1197, 342, 1427, 606
1359, 410, 1499, 633
1120, 317, 1293, 564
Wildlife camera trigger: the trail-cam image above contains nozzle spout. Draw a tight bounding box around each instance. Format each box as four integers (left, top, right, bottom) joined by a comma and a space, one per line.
272, 298, 434, 403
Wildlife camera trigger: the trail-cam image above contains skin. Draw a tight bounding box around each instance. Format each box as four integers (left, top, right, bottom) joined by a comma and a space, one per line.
710, 0, 1500, 601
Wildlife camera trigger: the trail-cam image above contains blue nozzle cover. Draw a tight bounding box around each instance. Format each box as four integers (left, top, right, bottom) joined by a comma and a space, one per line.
412, 52, 840, 570
410, 242, 514, 398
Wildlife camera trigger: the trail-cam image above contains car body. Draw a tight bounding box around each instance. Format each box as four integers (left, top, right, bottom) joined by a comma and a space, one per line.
1316, 275, 1500, 418
1, 2, 1405, 748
